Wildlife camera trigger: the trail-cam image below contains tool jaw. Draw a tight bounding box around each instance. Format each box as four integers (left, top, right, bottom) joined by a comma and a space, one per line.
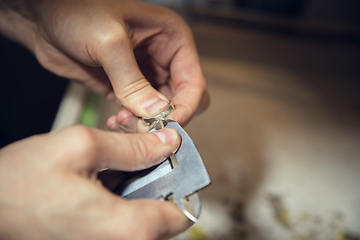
113, 121, 211, 222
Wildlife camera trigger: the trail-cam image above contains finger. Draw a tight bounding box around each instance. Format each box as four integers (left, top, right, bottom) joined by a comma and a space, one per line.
168, 30, 209, 126
132, 17, 209, 126
107, 89, 210, 133
55, 125, 180, 172
35, 38, 116, 99
115, 109, 147, 133
107, 109, 150, 133
113, 199, 191, 239
107, 115, 124, 132
194, 89, 210, 117
107, 89, 210, 132
90, 22, 170, 119
94, 127, 180, 171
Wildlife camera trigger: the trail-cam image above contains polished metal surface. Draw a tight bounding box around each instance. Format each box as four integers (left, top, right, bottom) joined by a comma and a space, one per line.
113, 121, 211, 222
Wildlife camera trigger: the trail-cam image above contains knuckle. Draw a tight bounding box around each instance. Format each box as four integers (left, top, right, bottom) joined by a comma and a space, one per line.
164, 11, 190, 35
94, 24, 129, 54
164, 8, 185, 25
63, 125, 99, 158
116, 77, 151, 101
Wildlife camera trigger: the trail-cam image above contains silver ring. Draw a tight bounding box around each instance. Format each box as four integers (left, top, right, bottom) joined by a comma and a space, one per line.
142, 101, 175, 126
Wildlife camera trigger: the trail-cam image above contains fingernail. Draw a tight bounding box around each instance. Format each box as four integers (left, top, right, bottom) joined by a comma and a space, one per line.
144, 97, 169, 116
153, 128, 178, 145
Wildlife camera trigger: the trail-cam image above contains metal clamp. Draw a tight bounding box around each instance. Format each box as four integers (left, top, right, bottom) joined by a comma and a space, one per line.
113, 102, 211, 222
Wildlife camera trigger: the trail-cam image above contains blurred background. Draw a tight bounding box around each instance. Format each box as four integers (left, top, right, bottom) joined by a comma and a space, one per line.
1, 0, 360, 239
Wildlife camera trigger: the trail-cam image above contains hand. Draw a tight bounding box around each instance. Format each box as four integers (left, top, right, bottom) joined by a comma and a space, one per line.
0, 0, 209, 132
0, 125, 190, 240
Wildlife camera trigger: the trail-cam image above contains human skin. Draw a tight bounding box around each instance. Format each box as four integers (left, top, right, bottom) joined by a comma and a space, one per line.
0, 0, 208, 238
0, 0, 209, 132
0, 126, 190, 240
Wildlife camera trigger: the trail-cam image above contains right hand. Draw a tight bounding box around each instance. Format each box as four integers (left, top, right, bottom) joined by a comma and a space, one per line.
0, 125, 190, 240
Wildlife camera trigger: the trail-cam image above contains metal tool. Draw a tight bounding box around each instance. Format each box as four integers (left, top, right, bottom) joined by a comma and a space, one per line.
113, 102, 211, 222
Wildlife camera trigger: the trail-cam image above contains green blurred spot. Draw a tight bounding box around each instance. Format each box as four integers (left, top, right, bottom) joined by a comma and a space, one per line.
79, 92, 101, 127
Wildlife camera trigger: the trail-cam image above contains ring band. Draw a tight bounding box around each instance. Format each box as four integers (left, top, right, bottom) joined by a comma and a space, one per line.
142, 101, 175, 126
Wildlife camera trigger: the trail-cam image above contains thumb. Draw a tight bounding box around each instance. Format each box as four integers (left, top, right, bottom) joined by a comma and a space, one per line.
92, 24, 169, 118
94, 128, 181, 171
56, 126, 180, 172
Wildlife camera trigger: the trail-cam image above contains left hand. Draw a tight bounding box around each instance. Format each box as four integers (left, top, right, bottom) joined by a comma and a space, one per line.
0, 125, 189, 239
0, 0, 209, 132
